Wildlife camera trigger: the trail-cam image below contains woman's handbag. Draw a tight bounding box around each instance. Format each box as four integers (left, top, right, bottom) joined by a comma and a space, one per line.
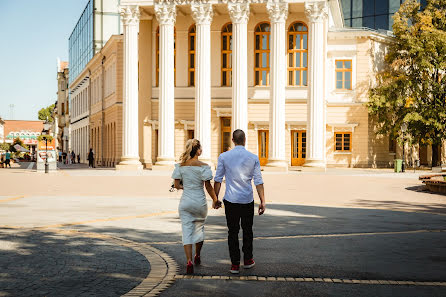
169, 179, 183, 192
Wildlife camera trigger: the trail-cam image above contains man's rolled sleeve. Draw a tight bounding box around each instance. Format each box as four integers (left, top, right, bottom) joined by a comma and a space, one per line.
253, 158, 264, 185
214, 155, 225, 183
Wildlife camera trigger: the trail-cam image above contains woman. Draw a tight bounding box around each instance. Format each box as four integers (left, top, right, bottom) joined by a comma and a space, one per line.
88, 149, 95, 168
172, 139, 222, 274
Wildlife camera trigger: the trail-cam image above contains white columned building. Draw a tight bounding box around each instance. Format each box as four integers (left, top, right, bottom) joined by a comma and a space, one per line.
228, 1, 249, 136
116, 5, 143, 170
154, 3, 177, 166
266, 1, 288, 170
191, 3, 213, 164
304, 1, 328, 168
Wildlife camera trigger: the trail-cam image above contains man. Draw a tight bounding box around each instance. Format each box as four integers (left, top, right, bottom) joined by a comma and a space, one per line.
5, 150, 11, 168
214, 129, 266, 274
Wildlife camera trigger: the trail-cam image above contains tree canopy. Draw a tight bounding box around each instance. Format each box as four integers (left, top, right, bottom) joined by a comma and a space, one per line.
367, 0, 446, 166
38, 104, 55, 122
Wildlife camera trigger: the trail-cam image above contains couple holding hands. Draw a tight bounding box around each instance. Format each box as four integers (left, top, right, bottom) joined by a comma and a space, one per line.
172, 129, 266, 275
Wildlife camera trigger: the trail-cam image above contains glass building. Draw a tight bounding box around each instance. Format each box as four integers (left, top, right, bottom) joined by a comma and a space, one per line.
341, 0, 427, 31
68, 0, 121, 84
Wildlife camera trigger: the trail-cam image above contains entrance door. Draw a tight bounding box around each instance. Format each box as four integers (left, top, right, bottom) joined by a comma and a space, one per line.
419, 145, 428, 166
221, 117, 232, 153
291, 131, 306, 166
258, 130, 269, 166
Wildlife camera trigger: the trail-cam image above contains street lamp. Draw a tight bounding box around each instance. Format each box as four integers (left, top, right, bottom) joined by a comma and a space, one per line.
401, 122, 408, 173
43, 120, 51, 174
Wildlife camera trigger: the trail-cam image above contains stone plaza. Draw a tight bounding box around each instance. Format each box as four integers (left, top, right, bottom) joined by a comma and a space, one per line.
1, 164, 446, 296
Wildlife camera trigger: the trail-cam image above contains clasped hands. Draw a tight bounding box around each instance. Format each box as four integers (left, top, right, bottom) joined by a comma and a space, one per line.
212, 199, 222, 209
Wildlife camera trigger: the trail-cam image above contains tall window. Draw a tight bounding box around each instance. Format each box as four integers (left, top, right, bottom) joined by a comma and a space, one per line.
254, 22, 270, 86
288, 22, 308, 86
335, 60, 352, 90
221, 23, 232, 86
188, 25, 196, 86
156, 27, 176, 87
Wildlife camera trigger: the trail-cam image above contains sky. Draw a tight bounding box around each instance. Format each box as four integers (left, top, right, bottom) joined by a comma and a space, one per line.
0, 0, 90, 121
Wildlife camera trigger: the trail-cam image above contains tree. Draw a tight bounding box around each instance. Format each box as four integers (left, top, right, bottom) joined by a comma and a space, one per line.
38, 104, 55, 122
10, 137, 29, 153
367, 0, 446, 166
0, 143, 10, 151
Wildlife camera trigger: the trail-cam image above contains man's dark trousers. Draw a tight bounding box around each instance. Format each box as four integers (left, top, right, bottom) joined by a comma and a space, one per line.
223, 200, 254, 265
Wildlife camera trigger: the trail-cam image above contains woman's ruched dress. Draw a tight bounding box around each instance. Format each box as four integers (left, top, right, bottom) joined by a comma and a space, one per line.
172, 164, 213, 245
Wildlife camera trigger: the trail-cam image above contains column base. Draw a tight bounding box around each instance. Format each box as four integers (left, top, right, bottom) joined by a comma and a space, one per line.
116, 157, 143, 171
153, 156, 176, 170
304, 158, 327, 169
264, 159, 289, 172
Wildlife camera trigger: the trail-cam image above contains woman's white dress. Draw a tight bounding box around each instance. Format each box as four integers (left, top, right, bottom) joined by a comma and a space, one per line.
172, 164, 213, 245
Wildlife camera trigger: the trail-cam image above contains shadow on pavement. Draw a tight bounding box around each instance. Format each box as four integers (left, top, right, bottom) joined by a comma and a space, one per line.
0, 228, 150, 297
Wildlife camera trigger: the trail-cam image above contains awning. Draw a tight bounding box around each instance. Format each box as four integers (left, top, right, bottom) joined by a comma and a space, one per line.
14, 144, 30, 152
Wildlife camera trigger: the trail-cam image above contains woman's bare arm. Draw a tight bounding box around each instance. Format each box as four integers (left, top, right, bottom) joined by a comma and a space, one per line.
174, 179, 183, 190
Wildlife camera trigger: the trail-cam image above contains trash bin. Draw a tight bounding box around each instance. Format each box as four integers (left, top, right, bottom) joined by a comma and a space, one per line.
394, 159, 403, 173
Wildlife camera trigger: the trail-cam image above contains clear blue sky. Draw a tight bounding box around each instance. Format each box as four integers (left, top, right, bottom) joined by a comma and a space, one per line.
0, 0, 90, 121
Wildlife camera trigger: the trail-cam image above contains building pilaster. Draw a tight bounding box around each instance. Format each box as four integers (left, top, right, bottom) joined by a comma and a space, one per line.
304, 1, 328, 168
116, 5, 143, 170
228, 1, 249, 137
266, 1, 288, 170
154, 3, 176, 166
191, 3, 213, 165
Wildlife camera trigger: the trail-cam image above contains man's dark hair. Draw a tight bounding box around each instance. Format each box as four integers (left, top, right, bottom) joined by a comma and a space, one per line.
232, 129, 246, 145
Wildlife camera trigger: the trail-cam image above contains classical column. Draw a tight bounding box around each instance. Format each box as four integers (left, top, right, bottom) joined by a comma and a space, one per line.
266, 1, 288, 169
304, 2, 328, 168
154, 3, 176, 166
116, 6, 143, 170
191, 3, 213, 163
228, 1, 249, 136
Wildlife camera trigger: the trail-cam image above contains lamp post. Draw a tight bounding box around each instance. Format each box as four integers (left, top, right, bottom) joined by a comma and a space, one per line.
401, 122, 408, 173
43, 120, 51, 174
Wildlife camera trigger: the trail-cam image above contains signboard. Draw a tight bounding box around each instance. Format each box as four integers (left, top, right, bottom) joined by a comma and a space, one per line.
38, 139, 56, 151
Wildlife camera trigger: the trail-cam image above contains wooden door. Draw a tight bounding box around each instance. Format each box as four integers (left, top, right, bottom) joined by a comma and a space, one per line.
419, 145, 428, 166
291, 131, 306, 166
258, 130, 269, 166
221, 117, 232, 153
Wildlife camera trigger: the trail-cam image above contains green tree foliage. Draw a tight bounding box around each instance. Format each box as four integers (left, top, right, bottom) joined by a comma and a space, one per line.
0, 143, 10, 151
38, 104, 55, 122
367, 0, 446, 166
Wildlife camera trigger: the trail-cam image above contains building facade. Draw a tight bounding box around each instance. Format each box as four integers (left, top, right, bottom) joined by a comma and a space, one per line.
88, 35, 124, 167
2, 120, 44, 155
56, 59, 70, 155
69, 0, 121, 163
340, 0, 427, 31
70, 0, 443, 169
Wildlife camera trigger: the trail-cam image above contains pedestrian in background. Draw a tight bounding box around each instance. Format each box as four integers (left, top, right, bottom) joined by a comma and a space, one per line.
88, 149, 95, 168
5, 151, 11, 168
77, 154, 80, 164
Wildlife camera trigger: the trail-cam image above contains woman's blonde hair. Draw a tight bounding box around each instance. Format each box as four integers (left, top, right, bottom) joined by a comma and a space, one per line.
180, 139, 201, 164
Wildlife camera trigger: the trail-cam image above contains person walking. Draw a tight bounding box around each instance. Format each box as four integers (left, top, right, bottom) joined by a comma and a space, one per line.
77, 154, 80, 164
71, 151, 75, 164
88, 148, 95, 168
171, 139, 222, 275
214, 129, 266, 274
4, 151, 11, 168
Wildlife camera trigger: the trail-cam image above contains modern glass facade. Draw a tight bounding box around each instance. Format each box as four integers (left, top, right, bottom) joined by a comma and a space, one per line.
341, 0, 427, 31
68, 0, 121, 84
68, 0, 94, 84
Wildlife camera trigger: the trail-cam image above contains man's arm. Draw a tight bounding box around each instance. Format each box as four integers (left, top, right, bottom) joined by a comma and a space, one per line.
253, 158, 265, 215
255, 184, 265, 215
213, 155, 225, 198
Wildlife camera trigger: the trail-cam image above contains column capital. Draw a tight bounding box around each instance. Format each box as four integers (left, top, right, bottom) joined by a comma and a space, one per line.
154, 2, 176, 26
191, 3, 213, 25
227, 1, 250, 24
304, 1, 328, 23
120, 5, 140, 26
266, 1, 288, 23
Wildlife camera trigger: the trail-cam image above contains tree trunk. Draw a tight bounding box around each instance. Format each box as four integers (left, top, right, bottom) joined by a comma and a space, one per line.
432, 145, 439, 167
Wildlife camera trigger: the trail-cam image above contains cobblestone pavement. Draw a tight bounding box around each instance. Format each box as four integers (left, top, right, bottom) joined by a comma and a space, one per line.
0, 165, 445, 296
0, 228, 150, 297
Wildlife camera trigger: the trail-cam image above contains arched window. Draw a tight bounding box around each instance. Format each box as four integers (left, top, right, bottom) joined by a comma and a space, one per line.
188, 25, 196, 87
287, 22, 308, 86
254, 22, 270, 86
221, 23, 232, 86
156, 27, 176, 87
